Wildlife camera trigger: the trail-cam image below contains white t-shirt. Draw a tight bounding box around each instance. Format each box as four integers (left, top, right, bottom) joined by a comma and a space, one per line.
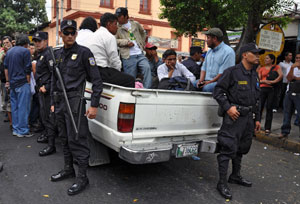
286, 66, 300, 92
279, 61, 293, 83
122, 22, 142, 56
85, 27, 122, 71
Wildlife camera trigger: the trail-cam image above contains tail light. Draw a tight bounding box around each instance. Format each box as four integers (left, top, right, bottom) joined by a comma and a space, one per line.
118, 103, 135, 132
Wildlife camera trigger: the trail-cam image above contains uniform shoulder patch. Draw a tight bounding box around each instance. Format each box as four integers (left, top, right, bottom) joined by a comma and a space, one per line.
89, 57, 96, 66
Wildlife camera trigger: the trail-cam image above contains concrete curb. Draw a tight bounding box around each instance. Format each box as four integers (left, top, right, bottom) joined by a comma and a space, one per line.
255, 131, 300, 153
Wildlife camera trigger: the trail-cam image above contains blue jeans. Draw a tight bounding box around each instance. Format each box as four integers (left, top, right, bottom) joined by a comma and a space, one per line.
10, 83, 31, 135
122, 54, 152, 88
192, 80, 217, 92
281, 92, 300, 135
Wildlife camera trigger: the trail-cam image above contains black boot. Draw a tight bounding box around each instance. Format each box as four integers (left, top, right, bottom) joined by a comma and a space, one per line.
228, 155, 252, 187
217, 176, 232, 200
50, 169, 75, 182
51, 161, 75, 182
39, 146, 56, 156
37, 134, 48, 143
67, 168, 89, 195
67, 176, 89, 196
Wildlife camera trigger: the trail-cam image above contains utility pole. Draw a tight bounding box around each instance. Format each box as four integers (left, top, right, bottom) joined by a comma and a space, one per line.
56, 0, 59, 45
125, 0, 127, 7
60, 0, 64, 44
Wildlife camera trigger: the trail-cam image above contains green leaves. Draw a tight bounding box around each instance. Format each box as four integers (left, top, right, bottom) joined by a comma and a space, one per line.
0, 0, 48, 37
160, 0, 294, 42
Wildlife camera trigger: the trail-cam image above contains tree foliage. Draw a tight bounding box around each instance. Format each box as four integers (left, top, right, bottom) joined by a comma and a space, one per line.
160, 0, 247, 37
0, 0, 48, 37
160, 0, 294, 47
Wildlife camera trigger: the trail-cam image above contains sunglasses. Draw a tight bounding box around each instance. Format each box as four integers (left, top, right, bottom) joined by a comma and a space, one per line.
62, 30, 76, 36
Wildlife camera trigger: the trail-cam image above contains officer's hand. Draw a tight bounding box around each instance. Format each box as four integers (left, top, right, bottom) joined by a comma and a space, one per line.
255, 121, 261, 132
227, 106, 240, 121
128, 42, 134, 47
86, 107, 98, 119
39, 85, 47, 93
50, 105, 54, 113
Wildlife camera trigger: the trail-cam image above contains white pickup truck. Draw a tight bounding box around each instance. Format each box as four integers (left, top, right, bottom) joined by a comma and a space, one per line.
85, 82, 222, 165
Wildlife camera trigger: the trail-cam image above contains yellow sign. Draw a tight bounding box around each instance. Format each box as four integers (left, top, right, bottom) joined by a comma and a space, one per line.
191, 38, 205, 49
256, 23, 285, 66
28, 35, 33, 43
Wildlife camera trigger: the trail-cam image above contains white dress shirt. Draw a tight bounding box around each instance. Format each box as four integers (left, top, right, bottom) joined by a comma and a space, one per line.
286, 66, 300, 91
76, 29, 94, 47
279, 60, 293, 83
86, 27, 122, 71
157, 62, 196, 82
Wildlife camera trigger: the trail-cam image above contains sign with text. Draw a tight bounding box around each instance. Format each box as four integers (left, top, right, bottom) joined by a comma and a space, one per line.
256, 23, 285, 66
191, 38, 205, 49
148, 36, 178, 49
258, 29, 283, 51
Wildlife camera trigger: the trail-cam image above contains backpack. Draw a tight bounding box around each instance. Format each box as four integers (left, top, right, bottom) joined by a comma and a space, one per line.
158, 76, 196, 91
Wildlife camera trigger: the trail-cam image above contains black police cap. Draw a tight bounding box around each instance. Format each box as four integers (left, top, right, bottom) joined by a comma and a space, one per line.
61, 19, 77, 31
32, 31, 48, 41
240, 43, 265, 55
115, 7, 128, 17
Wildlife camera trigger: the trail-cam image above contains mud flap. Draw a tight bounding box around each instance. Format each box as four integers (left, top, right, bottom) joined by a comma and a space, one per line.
87, 133, 110, 166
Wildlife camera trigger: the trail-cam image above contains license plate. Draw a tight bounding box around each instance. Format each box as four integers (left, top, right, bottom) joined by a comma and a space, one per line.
176, 143, 199, 158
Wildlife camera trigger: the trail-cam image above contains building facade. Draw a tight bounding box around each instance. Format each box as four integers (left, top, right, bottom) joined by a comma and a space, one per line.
44, 0, 208, 54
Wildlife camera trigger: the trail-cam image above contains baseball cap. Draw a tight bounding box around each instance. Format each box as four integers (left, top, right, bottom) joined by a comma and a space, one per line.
145, 42, 157, 50
240, 43, 264, 55
115, 7, 128, 17
61, 19, 77, 31
203, 28, 223, 38
32, 31, 48, 41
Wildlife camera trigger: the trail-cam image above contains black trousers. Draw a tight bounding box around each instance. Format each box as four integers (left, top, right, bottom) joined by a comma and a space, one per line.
217, 113, 254, 177
260, 87, 275, 130
55, 96, 90, 175
99, 67, 135, 88
38, 92, 56, 146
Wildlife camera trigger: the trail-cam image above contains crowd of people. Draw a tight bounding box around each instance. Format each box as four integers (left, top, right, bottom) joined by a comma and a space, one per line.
0, 6, 299, 200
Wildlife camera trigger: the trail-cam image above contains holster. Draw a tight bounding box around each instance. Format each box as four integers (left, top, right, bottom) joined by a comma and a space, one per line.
232, 104, 253, 116
218, 106, 226, 117
53, 92, 62, 103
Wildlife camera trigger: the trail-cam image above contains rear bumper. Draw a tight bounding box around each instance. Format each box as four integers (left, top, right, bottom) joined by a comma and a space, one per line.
119, 139, 218, 164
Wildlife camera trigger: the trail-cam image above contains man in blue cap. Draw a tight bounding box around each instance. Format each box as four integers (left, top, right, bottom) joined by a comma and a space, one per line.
50, 19, 103, 195
33, 31, 57, 156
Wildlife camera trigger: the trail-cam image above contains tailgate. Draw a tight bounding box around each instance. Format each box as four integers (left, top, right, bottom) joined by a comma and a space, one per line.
132, 90, 222, 139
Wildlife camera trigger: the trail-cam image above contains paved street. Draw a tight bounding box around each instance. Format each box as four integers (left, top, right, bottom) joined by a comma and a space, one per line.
0, 112, 300, 204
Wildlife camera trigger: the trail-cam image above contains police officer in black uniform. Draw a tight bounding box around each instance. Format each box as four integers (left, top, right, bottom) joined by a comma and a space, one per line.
213, 43, 262, 200
33, 31, 57, 156
50, 19, 102, 195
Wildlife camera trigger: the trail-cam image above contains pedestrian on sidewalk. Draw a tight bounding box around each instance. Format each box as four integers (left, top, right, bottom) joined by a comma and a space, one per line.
258, 54, 283, 135
213, 43, 262, 200
278, 52, 293, 110
4, 34, 33, 138
280, 53, 300, 139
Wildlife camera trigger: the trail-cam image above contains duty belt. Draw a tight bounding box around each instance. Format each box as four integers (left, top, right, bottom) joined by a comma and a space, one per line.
53, 90, 81, 102
231, 104, 254, 116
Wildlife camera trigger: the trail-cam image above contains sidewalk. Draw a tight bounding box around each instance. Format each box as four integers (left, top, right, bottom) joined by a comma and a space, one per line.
256, 109, 300, 153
